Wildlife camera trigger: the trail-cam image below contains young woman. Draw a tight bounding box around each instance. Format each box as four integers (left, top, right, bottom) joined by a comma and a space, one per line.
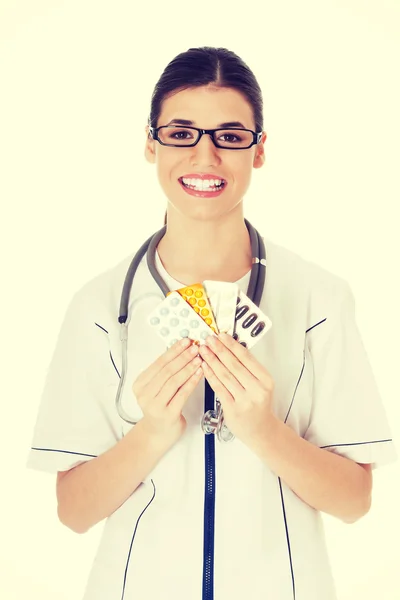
28, 46, 397, 600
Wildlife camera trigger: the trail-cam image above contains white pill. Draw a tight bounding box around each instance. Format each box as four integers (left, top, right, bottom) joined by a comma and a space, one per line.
200, 331, 211, 339
170, 297, 180, 307
180, 308, 190, 317
189, 320, 200, 328
169, 317, 179, 327
180, 329, 189, 337
160, 327, 169, 336
160, 307, 169, 316
150, 317, 160, 325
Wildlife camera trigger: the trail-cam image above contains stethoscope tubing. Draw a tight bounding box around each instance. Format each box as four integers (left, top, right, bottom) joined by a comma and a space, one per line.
115, 219, 266, 439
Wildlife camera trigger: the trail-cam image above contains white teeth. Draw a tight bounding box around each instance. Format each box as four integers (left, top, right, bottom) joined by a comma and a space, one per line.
181, 177, 224, 191
182, 177, 223, 188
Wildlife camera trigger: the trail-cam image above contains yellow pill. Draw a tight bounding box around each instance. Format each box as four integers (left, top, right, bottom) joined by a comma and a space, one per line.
193, 306, 200, 313
194, 290, 203, 298
188, 298, 196, 305
201, 308, 209, 316
197, 299, 206, 307
185, 288, 193, 296
205, 318, 212, 325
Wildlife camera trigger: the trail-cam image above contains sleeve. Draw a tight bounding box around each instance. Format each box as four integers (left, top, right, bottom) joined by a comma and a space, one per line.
304, 279, 397, 470
26, 287, 121, 474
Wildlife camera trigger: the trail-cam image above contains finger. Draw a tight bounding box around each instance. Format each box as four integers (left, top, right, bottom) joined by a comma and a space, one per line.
201, 361, 233, 405
157, 355, 202, 406
168, 364, 204, 415
216, 333, 273, 386
134, 338, 195, 394
199, 345, 243, 398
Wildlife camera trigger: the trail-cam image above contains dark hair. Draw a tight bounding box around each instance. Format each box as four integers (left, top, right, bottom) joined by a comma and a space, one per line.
147, 46, 264, 226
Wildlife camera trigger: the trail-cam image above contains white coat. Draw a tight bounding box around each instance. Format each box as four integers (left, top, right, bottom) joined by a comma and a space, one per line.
27, 232, 397, 600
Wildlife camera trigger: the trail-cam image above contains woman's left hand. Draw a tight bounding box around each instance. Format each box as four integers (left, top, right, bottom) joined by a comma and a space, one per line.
198, 332, 276, 446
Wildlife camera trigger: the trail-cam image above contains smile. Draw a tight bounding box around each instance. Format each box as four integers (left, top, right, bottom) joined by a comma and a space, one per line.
179, 178, 227, 198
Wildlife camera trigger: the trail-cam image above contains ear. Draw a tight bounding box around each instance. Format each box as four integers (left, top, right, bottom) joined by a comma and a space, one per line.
144, 125, 156, 164
253, 131, 267, 169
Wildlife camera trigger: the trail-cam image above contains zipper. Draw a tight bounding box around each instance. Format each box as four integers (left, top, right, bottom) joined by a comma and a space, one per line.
202, 379, 216, 600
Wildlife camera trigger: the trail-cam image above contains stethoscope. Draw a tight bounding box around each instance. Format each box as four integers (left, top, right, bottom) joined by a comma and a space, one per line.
115, 218, 266, 442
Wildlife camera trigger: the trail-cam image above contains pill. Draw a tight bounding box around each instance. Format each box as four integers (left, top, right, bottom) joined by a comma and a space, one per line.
233, 289, 272, 349
148, 291, 215, 348
236, 305, 249, 320
242, 313, 258, 328
251, 322, 266, 337
175, 283, 219, 333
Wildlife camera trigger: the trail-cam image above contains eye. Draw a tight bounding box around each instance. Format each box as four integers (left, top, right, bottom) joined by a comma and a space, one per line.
169, 128, 194, 140
218, 132, 243, 143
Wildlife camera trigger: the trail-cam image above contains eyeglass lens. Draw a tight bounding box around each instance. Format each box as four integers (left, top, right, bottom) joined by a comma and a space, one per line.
158, 126, 253, 148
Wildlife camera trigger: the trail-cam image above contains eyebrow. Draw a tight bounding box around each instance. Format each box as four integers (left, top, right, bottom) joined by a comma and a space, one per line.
165, 118, 248, 129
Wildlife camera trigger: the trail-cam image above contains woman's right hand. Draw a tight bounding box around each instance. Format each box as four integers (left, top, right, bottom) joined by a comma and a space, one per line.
132, 338, 204, 442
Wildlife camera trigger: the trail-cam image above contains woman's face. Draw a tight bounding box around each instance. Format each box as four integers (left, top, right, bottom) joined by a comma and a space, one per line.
144, 85, 267, 222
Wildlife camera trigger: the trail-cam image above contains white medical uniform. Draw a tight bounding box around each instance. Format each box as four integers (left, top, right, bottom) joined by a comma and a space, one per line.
27, 234, 397, 600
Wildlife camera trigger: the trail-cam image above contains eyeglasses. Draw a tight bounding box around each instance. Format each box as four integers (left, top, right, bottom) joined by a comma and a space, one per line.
149, 125, 263, 150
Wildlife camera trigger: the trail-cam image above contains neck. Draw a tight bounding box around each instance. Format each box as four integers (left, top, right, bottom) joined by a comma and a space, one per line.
156, 210, 253, 285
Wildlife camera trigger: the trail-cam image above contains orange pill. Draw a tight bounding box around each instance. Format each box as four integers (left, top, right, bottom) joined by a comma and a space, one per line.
175, 282, 219, 334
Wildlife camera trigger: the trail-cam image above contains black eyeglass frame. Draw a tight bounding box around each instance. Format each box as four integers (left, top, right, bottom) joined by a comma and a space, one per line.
149, 125, 263, 150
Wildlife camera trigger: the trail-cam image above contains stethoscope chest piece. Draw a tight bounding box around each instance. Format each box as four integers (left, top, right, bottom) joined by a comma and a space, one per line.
201, 400, 235, 443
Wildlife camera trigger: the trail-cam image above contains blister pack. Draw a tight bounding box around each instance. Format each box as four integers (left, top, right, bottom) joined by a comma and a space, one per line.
203, 280, 238, 335
172, 284, 219, 333
147, 291, 216, 348
233, 290, 272, 349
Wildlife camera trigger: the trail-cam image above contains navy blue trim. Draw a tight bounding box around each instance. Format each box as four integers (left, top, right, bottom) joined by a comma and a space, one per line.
321, 439, 392, 449
278, 477, 296, 599
203, 379, 216, 600
121, 479, 156, 600
305, 318, 327, 334
284, 318, 328, 423
110, 351, 121, 379
94, 322, 121, 379
284, 349, 305, 424
31, 447, 97, 458
95, 322, 109, 334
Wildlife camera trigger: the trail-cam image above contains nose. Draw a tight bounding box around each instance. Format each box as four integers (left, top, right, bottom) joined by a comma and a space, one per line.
190, 131, 221, 165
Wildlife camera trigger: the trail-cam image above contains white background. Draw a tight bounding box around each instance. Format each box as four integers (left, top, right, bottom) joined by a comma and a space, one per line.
1, 1, 399, 598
